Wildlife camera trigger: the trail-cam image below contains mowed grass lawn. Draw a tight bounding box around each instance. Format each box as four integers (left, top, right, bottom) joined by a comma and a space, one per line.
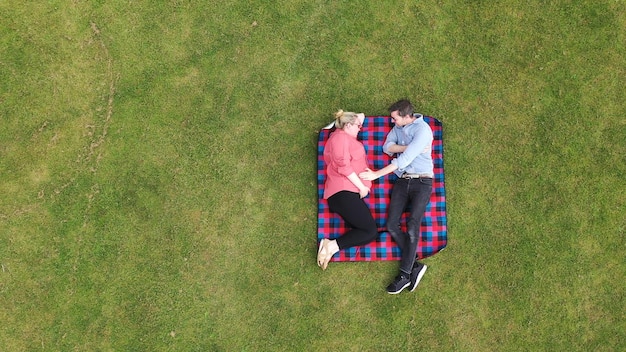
1, 1, 625, 351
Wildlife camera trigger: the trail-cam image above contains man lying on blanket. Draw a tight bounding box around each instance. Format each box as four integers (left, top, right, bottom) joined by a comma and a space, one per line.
360, 99, 432, 294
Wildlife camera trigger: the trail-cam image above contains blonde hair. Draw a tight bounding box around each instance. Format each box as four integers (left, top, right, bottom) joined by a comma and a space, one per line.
334, 109, 359, 129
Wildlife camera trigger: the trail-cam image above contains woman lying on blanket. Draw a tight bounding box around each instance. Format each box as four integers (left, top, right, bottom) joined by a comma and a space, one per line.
318, 110, 378, 270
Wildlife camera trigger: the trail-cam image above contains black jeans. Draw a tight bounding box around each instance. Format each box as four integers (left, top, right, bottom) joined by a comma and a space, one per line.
387, 177, 433, 275
327, 191, 378, 250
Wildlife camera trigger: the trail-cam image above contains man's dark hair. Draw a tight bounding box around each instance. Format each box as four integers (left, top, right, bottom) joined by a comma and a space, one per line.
388, 99, 414, 117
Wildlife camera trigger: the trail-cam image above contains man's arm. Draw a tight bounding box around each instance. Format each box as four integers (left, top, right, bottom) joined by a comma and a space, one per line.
382, 128, 400, 156
359, 164, 398, 181
361, 124, 432, 181
363, 126, 404, 180
386, 144, 407, 154
393, 126, 432, 170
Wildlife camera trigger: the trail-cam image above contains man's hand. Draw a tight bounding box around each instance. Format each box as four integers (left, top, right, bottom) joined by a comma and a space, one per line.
359, 168, 378, 181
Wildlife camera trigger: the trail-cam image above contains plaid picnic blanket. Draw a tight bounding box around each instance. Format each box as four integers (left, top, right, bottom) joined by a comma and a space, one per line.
317, 115, 447, 262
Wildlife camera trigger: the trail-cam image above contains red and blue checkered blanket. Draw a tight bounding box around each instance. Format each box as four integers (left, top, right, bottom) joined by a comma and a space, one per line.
317, 115, 447, 262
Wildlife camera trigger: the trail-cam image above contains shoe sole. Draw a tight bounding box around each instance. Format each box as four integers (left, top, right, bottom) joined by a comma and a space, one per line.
387, 281, 410, 295
409, 265, 427, 292
317, 240, 325, 267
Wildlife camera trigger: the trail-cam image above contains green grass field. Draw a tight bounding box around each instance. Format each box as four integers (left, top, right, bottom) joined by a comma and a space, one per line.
1, 1, 625, 350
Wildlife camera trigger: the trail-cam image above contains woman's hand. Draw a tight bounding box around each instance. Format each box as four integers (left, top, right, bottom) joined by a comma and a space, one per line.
347, 172, 370, 198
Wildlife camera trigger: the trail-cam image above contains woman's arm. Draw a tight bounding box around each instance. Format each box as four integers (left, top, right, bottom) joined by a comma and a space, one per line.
347, 172, 370, 198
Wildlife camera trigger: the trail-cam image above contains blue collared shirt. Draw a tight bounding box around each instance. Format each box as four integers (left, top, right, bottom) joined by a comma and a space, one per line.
383, 115, 434, 177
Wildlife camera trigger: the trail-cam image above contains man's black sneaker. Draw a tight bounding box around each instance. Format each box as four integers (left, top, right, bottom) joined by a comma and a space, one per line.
386, 274, 411, 294
409, 262, 428, 292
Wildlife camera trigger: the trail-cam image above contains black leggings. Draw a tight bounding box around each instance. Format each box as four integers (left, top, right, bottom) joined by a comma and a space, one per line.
327, 191, 378, 250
